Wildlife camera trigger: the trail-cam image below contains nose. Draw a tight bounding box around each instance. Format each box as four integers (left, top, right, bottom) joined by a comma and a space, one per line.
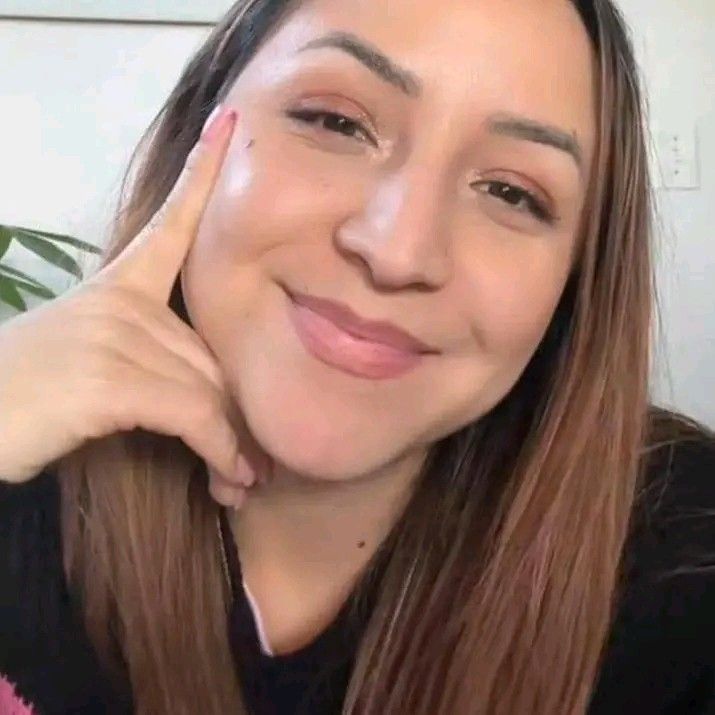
334, 161, 453, 291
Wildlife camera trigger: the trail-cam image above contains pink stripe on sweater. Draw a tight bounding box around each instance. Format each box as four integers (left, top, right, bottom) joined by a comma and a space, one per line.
0, 674, 36, 715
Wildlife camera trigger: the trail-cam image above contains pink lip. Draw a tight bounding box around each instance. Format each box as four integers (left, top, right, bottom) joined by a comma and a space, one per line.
284, 286, 438, 355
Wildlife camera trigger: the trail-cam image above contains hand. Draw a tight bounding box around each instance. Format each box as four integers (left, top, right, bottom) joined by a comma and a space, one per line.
0, 105, 270, 509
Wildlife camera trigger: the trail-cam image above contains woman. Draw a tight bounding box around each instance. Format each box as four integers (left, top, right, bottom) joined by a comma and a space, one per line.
1, 0, 714, 713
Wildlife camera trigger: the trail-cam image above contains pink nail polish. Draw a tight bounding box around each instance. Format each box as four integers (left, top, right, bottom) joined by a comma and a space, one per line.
202, 105, 237, 142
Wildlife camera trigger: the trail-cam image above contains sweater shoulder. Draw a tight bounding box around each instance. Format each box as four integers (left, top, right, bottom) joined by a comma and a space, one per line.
0, 468, 65, 613
0, 469, 128, 713
0, 469, 67, 686
0, 467, 62, 535
589, 410, 715, 713
633, 409, 715, 572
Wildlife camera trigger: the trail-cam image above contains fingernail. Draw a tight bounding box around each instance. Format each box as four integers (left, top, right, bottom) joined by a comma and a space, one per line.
201, 104, 237, 142
235, 454, 256, 487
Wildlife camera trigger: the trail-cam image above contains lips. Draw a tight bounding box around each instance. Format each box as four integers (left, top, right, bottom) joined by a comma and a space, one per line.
283, 286, 438, 355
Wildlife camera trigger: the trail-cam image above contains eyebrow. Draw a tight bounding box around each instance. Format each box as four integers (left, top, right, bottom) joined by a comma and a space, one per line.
487, 114, 583, 171
297, 31, 583, 171
297, 30, 422, 98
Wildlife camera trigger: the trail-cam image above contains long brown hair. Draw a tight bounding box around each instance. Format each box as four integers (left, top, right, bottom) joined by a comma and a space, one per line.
53, 1, 711, 712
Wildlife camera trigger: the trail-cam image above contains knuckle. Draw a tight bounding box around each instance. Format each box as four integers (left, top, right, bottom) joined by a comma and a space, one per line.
198, 356, 226, 391
81, 290, 136, 331
93, 315, 145, 354
208, 479, 240, 508
190, 389, 226, 430
207, 364, 226, 391
81, 281, 132, 313
86, 343, 127, 386
84, 314, 120, 346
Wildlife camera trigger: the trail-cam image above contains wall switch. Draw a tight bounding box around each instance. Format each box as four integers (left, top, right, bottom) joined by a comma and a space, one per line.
655, 125, 700, 190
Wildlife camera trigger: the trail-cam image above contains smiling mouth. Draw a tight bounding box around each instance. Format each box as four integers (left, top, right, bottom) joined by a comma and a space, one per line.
283, 285, 432, 380
282, 284, 439, 355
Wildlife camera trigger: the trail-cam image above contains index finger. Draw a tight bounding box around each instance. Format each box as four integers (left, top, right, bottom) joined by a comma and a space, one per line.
105, 104, 238, 302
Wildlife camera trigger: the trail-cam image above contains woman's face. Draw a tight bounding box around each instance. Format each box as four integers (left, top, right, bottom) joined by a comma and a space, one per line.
181, 0, 597, 482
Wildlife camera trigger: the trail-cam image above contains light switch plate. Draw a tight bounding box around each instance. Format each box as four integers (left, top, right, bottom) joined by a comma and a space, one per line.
655, 124, 701, 190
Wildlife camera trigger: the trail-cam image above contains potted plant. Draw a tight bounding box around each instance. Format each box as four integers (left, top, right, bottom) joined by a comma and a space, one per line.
0, 224, 102, 313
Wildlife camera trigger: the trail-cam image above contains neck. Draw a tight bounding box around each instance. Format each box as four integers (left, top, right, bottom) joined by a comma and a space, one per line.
227, 449, 426, 653
231, 448, 426, 583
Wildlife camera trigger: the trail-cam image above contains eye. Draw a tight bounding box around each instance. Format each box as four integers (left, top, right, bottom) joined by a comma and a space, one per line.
285, 108, 378, 147
471, 180, 555, 225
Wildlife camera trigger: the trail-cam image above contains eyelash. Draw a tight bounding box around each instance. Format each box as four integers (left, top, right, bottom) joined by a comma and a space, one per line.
285, 107, 556, 225
469, 180, 555, 225
286, 107, 377, 146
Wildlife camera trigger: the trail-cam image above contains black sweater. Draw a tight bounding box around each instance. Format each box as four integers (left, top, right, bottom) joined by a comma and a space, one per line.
1, 432, 715, 714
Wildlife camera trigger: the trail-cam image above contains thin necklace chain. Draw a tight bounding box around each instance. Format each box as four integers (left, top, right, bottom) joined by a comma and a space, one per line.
216, 511, 234, 602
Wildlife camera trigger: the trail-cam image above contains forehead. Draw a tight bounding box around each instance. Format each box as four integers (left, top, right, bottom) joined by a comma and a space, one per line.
245, 0, 597, 162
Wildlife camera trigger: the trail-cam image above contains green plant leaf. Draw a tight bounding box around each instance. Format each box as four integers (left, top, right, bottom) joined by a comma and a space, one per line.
0, 275, 27, 311
9, 226, 103, 255
13, 232, 84, 279
0, 227, 12, 260
0, 272, 56, 300
0, 262, 53, 288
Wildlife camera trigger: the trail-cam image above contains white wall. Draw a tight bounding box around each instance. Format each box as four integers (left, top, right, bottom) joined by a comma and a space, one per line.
616, 0, 715, 428
0, 3, 713, 427
0, 18, 213, 301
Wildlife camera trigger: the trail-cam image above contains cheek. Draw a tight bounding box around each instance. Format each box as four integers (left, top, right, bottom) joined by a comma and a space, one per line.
492, 281, 562, 350
203, 133, 350, 260
461, 244, 571, 366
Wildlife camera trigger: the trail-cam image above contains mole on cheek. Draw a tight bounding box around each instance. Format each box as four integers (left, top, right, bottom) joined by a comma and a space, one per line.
246, 139, 255, 149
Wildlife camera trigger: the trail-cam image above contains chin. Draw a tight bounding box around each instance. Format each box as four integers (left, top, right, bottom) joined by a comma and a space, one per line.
230, 359, 415, 482
245, 393, 399, 482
